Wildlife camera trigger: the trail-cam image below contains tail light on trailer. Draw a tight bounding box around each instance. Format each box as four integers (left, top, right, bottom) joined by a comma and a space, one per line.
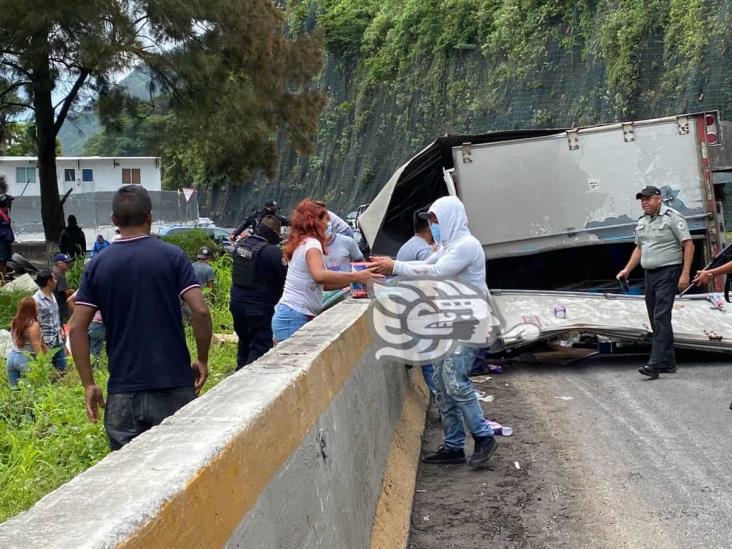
705, 113, 719, 145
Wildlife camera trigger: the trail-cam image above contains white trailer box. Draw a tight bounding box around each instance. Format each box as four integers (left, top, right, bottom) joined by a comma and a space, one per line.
361, 112, 732, 291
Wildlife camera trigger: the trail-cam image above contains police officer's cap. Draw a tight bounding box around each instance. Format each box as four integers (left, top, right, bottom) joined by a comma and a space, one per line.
264, 199, 279, 209
636, 185, 661, 199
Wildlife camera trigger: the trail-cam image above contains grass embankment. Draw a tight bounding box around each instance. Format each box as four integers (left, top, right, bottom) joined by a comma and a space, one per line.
0, 230, 236, 522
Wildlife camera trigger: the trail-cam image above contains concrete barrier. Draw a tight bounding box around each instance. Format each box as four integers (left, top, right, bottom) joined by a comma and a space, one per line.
0, 299, 429, 548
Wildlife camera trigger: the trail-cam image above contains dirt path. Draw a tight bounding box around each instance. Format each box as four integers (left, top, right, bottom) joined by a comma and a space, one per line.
408, 356, 732, 548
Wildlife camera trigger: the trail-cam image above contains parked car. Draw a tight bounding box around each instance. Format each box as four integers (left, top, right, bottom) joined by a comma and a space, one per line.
345, 204, 370, 229
345, 211, 358, 228
158, 225, 235, 252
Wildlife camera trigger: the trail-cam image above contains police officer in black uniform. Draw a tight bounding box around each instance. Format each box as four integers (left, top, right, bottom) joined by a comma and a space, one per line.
230, 215, 287, 369
230, 200, 290, 241
617, 185, 694, 379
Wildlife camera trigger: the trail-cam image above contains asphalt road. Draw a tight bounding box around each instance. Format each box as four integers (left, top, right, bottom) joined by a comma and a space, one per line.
409, 353, 732, 548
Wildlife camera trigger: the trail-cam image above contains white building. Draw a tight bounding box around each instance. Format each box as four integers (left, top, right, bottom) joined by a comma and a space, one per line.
0, 156, 162, 197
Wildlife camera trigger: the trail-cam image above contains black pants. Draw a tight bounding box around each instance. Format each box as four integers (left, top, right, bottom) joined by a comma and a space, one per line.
104, 387, 195, 451
644, 265, 681, 370
230, 300, 274, 370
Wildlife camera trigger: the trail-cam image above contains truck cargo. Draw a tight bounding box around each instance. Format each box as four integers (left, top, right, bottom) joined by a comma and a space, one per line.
359, 112, 732, 292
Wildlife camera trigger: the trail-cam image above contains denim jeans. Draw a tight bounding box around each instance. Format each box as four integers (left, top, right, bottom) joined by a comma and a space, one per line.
435, 345, 493, 449
88, 321, 106, 366
271, 303, 311, 343
49, 345, 67, 372
421, 363, 437, 396
6, 350, 30, 388
104, 387, 196, 450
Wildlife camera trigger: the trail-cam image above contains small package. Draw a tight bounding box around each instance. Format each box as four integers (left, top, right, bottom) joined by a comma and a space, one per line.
350, 262, 374, 298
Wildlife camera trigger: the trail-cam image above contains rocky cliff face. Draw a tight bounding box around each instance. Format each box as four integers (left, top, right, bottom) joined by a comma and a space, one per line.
201, 0, 732, 225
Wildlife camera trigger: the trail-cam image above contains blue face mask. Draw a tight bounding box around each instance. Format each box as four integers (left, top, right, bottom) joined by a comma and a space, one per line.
325, 221, 333, 239
430, 223, 441, 243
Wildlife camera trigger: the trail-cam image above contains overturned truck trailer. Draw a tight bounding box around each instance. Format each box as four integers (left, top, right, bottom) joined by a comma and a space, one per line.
360, 112, 732, 351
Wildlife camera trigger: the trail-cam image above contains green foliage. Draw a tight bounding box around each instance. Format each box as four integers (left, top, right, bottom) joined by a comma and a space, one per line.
210, 255, 234, 332
83, 112, 169, 157
65, 258, 87, 290
161, 230, 225, 262
286, 0, 727, 130
0, 353, 110, 522
0, 259, 238, 522
0, 291, 33, 332
0, 0, 327, 241
319, 0, 380, 56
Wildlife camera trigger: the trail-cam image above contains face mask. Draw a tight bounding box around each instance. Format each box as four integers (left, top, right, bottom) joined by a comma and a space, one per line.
325, 221, 333, 239
430, 223, 441, 243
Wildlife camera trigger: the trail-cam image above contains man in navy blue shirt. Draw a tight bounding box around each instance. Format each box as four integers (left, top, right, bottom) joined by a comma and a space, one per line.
230, 215, 287, 369
69, 185, 212, 450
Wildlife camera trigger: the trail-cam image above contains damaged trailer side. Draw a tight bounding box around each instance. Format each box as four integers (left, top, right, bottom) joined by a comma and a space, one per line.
360, 112, 732, 293
490, 289, 732, 353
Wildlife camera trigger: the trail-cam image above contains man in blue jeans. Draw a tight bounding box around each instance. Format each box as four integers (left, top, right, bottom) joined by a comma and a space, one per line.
396, 208, 438, 397
373, 196, 497, 468
33, 269, 67, 373
69, 185, 212, 450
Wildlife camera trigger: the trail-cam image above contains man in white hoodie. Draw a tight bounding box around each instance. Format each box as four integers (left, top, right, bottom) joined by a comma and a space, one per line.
373, 196, 497, 468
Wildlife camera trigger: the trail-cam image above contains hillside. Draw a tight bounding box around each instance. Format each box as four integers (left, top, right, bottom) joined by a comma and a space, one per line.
57, 70, 153, 155
201, 0, 732, 224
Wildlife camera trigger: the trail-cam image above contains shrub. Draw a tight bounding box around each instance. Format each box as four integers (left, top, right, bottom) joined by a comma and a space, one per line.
162, 229, 225, 261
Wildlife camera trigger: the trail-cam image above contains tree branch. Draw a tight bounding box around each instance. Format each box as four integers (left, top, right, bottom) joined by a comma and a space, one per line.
53, 68, 89, 135
0, 101, 33, 112
0, 59, 31, 78
0, 80, 29, 100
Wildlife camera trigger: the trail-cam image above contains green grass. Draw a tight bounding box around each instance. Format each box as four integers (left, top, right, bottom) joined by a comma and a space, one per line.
0, 257, 237, 523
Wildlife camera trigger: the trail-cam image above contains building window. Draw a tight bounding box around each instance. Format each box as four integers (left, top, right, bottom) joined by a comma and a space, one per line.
122, 168, 141, 184
16, 167, 36, 183
64, 169, 76, 182
82, 169, 94, 182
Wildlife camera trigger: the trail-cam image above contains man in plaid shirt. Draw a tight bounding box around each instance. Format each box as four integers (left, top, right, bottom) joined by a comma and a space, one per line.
33, 268, 67, 372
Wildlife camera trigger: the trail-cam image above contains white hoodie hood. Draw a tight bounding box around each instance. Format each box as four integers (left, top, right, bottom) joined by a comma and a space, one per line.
428, 196, 472, 245
394, 195, 487, 293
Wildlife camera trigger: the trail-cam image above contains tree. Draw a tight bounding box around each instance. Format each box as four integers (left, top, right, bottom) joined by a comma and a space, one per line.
0, 0, 325, 242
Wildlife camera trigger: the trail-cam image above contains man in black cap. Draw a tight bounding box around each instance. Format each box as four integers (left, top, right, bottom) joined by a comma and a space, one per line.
616, 185, 694, 379
230, 200, 289, 241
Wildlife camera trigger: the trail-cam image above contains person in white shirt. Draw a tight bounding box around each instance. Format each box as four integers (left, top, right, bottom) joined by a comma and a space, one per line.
396, 208, 435, 263
373, 196, 497, 468
327, 210, 354, 238
271, 199, 380, 342
324, 232, 364, 272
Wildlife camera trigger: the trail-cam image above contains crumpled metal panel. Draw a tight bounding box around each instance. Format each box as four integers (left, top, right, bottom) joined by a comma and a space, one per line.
452, 119, 707, 259
489, 289, 732, 352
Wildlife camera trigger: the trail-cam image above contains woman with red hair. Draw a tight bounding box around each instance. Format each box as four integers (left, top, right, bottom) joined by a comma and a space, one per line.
6, 297, 44, 388
272, 199, 380, 342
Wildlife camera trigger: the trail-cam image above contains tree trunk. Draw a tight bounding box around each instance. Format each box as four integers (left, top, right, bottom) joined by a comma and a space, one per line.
30, 39, 64, 244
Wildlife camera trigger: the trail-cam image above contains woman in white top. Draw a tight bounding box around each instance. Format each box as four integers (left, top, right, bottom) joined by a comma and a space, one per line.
272, 199, 379, 342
